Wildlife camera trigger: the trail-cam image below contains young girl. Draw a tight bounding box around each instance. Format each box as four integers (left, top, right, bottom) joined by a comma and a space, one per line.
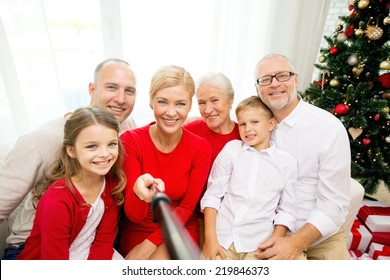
17, 107, 126, 260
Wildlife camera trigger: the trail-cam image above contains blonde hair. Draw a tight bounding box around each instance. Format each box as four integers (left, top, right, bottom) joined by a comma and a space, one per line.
235, 95, 273, 119
149, 65, 195, 102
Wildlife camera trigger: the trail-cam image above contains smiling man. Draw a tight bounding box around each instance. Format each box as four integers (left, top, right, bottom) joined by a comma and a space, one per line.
1, 58, 137, 260
254, 54, 352, 260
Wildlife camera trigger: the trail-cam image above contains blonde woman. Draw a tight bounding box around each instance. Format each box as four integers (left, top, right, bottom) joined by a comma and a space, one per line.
118, 65, 212, 260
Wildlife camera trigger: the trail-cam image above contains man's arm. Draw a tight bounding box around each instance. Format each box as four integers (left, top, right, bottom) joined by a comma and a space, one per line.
0, 135, 45, 222
256, 223, 321, 260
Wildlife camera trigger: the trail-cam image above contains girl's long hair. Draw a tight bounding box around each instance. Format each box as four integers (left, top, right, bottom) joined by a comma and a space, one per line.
33, 107, 126, 207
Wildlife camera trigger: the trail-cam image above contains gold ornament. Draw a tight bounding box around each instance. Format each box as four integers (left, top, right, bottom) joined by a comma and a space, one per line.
348, 127, 363, 140
384, 15, 390, 25
355, 28, 364, 37
358, 0, 370, 9
335, 23, 343, 32
365, 25, 383, 40
355, 21, 364, 37
384, 11, 390, 25
318, 55, 325, 63
352, 65, 364, 77
330, 79, 340, 87
383, 107, 390, 114
379, 60, 390, 70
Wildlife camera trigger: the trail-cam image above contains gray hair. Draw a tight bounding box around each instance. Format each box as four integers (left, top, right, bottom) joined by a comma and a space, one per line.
196, 72, 234, 100
254, 54, 296, 81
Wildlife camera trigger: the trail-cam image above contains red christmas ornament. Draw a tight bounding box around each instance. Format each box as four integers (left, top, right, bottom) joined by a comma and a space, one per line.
334, 103, 350, 115
348, 11, 357, 19
382, 92, 390, 99
348, 4, 354, 11
330, 47, 338, 54
363, 138, 371, 145
378, 73, 390, 89
315, 79, 324, 88
374, 113, 380, 121
345, 24, 354, 36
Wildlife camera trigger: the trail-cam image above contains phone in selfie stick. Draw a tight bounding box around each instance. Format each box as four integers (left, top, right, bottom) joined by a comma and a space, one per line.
151, 191, 201, 260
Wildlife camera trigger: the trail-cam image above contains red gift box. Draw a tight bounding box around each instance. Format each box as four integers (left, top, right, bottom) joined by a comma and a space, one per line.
368, 242, 390, 260
356, 202, 390, 248
349, 249, 373, 260
358, 206, 390, 223
348, 219, 372, 252
371, 231, 390, 247
349, 249, 363, 259
357, 205, 390, 233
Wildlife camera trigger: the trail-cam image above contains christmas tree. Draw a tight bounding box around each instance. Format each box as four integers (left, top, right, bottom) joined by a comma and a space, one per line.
302, 0, 390, 195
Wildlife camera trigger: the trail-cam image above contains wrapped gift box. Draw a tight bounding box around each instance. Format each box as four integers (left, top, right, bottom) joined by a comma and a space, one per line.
348, 219, 372, 252
360, 201, 388, 207
365, 215, 390, 232
349, 249, 373, 260
368, 242, 390, 260
357, 205, 390, 232
370, 231, 390, 247
358, 205, 390, 223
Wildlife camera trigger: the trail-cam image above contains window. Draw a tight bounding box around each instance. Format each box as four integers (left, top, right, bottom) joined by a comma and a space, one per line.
0, 0, 331, 145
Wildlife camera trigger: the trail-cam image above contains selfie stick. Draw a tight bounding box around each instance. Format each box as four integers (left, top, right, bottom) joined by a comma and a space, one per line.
151, 192, 201, 260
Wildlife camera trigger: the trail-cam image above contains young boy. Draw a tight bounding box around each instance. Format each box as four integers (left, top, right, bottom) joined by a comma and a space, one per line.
201, 96, 299, 260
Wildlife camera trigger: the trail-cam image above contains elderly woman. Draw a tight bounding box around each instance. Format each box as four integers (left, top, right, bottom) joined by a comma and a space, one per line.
184, 73, 240, 164
183, 73, 241, 248
118, 65, 212, 260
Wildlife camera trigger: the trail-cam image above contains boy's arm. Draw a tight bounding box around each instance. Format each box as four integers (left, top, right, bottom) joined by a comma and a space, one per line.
202, 207, 226, 260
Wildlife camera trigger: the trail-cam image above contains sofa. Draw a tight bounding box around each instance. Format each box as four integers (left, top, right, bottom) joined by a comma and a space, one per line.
0, 174, 365, 259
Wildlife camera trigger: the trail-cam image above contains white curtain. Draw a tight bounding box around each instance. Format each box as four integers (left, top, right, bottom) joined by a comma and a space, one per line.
0, 0, 330, 147
264, 0, 331, 91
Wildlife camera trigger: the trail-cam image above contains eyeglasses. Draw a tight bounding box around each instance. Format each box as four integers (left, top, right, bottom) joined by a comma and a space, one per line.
256, 71, 295, 86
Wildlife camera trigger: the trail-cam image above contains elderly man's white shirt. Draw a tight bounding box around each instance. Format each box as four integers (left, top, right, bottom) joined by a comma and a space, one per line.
271, 99, 351, 244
